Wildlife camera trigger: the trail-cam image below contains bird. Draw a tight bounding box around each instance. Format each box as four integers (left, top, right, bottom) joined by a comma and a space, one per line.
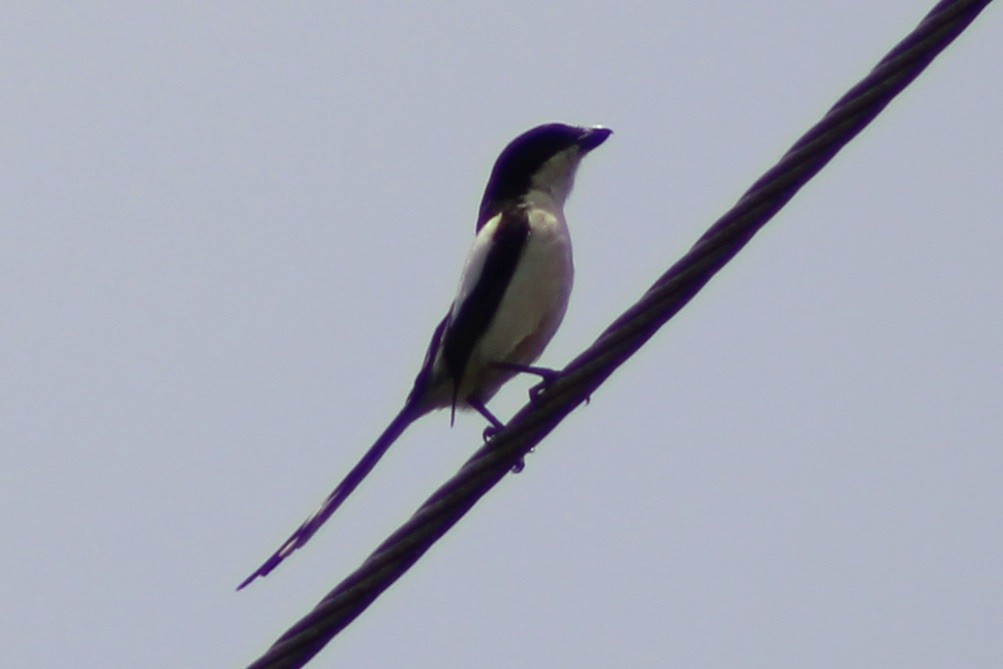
238, 122, 612, 589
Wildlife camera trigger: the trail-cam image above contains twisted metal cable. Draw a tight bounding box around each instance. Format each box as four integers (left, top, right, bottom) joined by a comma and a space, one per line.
246, 2, 993, 666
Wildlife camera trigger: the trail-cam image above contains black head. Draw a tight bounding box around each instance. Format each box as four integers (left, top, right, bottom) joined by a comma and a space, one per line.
477, 123, 612, 228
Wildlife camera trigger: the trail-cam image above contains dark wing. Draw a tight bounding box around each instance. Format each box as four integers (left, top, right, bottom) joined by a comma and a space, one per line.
404, 311, 451, 406
442, 206, 530, 408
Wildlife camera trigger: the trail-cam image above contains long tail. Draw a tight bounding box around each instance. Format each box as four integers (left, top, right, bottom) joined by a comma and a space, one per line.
237, 402, 422, 590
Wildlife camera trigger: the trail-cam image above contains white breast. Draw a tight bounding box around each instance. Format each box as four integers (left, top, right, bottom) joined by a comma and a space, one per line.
457, 199, 574, 402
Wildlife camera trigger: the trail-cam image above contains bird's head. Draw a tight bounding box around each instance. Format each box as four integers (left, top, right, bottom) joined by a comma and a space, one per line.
478, 123, 612, 228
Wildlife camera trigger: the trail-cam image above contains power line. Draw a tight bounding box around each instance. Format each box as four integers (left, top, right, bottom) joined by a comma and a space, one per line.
245, 1, 994, 666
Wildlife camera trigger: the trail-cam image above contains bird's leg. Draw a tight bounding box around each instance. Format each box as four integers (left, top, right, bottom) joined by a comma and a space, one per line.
492, 361, 560, 402
492, 361, 591, 406
466, 396, 504, 441
466, 396, 526, 473
492, 361, 559, 383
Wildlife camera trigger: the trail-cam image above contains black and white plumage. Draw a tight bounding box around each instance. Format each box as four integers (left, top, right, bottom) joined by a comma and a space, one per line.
239, 123, 611, 589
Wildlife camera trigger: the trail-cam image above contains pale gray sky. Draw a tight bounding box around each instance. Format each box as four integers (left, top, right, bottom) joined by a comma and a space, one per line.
4, 3, 1001, 667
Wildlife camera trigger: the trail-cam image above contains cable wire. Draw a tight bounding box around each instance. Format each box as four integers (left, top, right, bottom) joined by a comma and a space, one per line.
245, 2, 993, 666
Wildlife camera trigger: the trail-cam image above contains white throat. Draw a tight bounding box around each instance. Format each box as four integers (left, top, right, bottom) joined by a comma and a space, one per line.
528, 146, 584, 208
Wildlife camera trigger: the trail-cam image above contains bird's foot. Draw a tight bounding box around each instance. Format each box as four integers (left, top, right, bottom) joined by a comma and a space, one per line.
469, 396, 505, 442
492, 362, 561, 403
480, 424, 525, 472
529, 378, 592, 406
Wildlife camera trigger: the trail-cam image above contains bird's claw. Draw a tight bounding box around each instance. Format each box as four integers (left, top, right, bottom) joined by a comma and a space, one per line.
482, 426, 524, 472
528, 370, 559, 402
529, 380, 592, 406
529, 381, 547, 403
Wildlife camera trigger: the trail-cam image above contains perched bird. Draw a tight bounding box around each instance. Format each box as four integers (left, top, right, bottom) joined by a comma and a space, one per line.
239, 122, 611, 589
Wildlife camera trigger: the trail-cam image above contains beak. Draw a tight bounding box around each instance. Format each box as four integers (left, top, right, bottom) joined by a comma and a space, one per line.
578, 126, 613, 152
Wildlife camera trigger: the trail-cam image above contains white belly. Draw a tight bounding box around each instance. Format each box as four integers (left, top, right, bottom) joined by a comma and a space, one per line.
458, 207, 574, 402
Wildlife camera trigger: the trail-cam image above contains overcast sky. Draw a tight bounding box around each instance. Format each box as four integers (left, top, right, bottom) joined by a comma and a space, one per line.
4, 3, 1001, 668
